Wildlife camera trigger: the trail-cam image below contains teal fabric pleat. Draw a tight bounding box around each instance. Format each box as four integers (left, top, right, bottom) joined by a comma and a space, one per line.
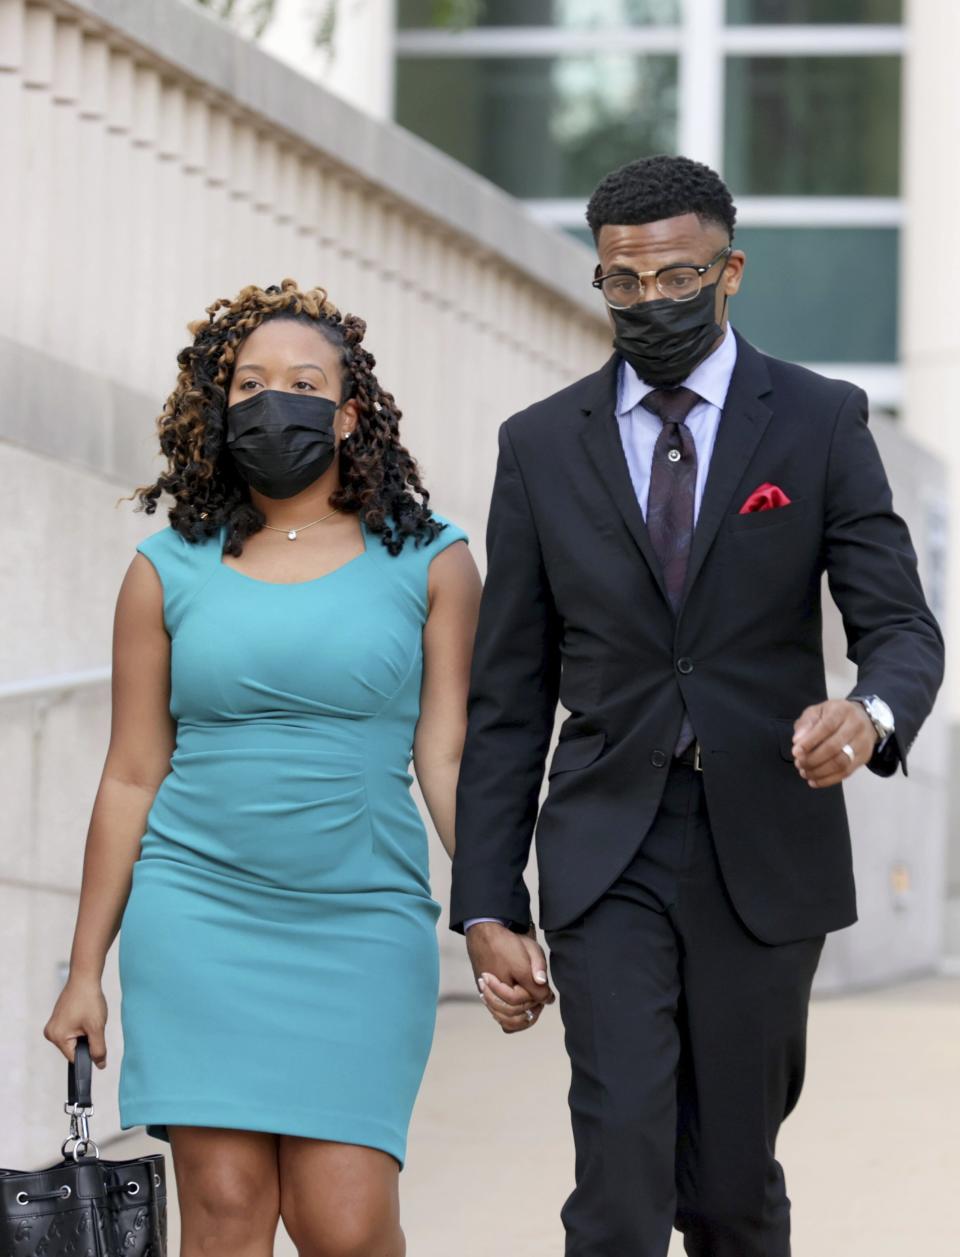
118, 515, 467, 1168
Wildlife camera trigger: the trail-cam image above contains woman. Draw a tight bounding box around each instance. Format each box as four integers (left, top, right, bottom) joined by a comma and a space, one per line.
43, 279, 482, 1257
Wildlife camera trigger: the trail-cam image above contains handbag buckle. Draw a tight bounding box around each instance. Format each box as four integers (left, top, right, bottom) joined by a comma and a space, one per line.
62, 1103, 99, 1161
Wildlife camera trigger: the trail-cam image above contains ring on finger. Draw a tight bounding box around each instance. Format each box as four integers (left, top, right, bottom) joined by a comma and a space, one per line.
524, 1009, 535, 1023
841, 743, 855, 765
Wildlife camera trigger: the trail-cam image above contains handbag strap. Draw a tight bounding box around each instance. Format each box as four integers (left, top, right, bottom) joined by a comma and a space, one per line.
67, 1036, 93, 1109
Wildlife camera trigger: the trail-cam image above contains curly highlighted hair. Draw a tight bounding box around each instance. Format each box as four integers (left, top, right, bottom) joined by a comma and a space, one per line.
134, 279, 441, 556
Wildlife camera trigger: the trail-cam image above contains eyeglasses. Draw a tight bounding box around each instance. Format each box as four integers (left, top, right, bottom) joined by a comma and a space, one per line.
592, 247, 733, 309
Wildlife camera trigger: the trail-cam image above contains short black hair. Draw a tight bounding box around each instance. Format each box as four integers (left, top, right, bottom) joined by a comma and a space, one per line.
586, 155, 737, 242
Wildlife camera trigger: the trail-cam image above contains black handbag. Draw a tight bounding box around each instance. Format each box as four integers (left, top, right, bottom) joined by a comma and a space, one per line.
0, 1036, 167, 1255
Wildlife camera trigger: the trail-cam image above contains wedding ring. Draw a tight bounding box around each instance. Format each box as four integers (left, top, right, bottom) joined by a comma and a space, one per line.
841, 743, 855, 765
525, 1009, 535, 1023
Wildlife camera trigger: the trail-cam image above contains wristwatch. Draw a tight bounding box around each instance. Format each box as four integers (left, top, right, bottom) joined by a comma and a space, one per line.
850, 695, 895, 744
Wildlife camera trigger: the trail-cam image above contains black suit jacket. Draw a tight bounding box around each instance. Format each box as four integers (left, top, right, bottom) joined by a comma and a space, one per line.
450, 334, 944, 945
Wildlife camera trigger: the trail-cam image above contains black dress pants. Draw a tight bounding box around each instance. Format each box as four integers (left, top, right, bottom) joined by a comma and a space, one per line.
545, 761, 824, 1257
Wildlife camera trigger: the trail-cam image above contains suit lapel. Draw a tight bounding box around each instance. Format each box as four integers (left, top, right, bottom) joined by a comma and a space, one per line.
680, 335, 773, 607
578, 353, 670, 605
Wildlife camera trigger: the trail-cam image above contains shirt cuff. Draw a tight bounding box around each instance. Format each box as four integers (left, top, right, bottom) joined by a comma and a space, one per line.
464, 917, 510, 931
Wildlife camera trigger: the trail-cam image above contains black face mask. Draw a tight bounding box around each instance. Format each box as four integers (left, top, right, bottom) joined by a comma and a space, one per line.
225, 390, 339, 500
609, 281, 727, 388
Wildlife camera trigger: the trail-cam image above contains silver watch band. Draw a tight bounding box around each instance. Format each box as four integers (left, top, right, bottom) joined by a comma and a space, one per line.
852, 696, 894, 743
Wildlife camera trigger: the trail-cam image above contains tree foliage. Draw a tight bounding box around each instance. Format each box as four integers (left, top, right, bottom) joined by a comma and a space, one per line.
191, 0, 485, 46
192, 0, 278, 40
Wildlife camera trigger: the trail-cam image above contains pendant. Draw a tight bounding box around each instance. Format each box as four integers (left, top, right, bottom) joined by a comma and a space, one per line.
287, 530, 297, 541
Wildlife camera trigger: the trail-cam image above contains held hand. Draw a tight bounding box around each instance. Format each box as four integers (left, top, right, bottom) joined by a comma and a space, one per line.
466, 922, 555, 1034
43, 975, 109, 1069
792, 699, 878, 789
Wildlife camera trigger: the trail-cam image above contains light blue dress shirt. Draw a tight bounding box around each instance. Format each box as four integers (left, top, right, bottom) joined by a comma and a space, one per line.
616, 321, 738, 523
464, 325, 739, 933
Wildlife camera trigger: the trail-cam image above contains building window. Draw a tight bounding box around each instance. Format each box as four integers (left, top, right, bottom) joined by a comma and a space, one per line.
727, 0, 901, 23
725, 56, 901, 196
731, 226, 899, 363
398, 0, 681, 29
394, 1, 905, 390
395, 54, 677, 200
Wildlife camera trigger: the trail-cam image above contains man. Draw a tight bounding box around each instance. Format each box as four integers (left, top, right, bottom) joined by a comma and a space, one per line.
450, 155, 944, 1257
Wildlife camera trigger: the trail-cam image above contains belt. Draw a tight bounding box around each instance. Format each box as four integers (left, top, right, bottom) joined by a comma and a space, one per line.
676, 740, 703, 772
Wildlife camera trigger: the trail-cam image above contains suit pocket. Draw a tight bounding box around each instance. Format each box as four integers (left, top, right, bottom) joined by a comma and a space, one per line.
724, 498, 808, 533
548, 732, 606, 777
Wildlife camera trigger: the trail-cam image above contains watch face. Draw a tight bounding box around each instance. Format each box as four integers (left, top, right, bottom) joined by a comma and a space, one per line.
867, 697, 894, 732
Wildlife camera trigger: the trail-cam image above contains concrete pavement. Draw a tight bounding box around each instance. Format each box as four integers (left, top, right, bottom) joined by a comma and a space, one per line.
110, 974, 960, 1255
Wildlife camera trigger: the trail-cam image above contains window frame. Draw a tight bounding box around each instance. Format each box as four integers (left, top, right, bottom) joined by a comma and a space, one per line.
395, 0, 906, 396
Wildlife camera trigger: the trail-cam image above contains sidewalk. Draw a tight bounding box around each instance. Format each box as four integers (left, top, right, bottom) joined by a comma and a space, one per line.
112, 974, 960, 1255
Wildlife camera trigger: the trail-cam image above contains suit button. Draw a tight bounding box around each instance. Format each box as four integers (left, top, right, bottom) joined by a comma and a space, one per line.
677, 657, 694, 674
650, 750, 667, 768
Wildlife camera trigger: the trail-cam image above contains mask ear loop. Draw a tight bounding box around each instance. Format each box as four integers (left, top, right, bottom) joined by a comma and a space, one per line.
716, 251, 732, 324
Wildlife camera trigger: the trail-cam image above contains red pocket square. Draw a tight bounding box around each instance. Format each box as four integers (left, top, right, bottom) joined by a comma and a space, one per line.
739, 483, 792, 514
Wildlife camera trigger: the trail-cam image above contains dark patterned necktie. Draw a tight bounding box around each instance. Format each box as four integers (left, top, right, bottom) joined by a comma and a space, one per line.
641, 385, 700, 754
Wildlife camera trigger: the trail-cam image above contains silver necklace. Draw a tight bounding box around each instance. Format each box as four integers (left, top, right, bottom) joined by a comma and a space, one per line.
262, 507, 340, 541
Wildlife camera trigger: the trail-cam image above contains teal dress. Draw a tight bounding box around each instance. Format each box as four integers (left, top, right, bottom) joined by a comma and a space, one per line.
118, 515, 467, 1167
